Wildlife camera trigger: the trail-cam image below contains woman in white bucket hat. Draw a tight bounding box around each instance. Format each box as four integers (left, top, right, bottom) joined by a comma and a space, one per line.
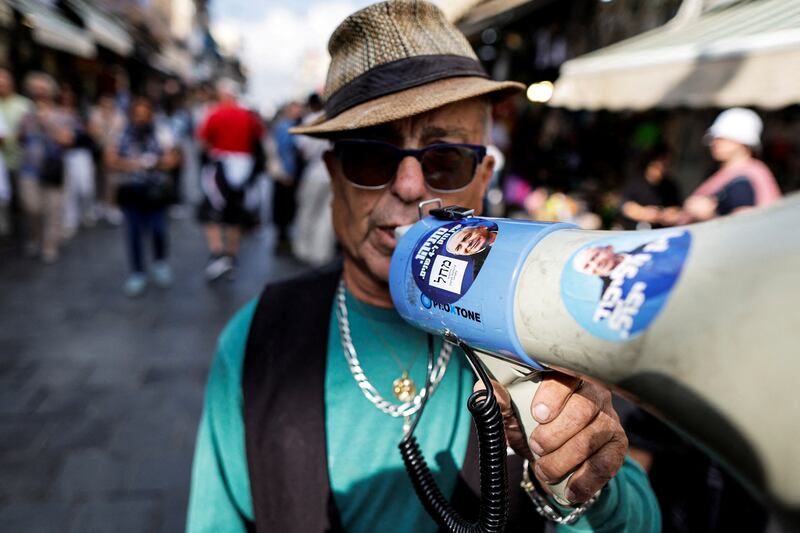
684, 108, 781, 221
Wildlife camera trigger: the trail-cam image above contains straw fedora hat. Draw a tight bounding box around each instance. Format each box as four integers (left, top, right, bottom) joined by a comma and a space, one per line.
291, 0, 524, 137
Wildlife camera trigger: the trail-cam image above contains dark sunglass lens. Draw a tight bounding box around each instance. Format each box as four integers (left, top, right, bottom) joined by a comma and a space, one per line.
340, 142, 397, 187
421, 146, 476, 190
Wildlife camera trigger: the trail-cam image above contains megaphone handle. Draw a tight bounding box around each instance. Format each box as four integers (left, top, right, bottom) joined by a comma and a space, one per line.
505, 378, 573, 506
472, 351, 574, 506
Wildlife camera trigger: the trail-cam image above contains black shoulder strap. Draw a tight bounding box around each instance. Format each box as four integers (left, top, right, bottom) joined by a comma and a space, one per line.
242, 263, 344, 532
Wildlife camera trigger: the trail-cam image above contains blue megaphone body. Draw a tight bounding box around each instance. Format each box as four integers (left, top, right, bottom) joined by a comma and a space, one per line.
389, 215, 575, 370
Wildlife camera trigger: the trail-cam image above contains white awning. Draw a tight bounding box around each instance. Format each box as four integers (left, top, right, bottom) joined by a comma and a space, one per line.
550, 0, 800, 110
435, 0, 483, 22
153, 44, 193, 80
12, 0, 96, 59
456, 0, 556, 38
457, 0, 529, 25
67, 0, 134, 57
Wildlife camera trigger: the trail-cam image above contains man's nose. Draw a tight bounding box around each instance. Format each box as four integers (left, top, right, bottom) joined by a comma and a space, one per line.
390, 156, 427, 202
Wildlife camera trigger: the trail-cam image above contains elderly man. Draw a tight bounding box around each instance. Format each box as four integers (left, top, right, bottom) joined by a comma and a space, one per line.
187, 2, 659, 531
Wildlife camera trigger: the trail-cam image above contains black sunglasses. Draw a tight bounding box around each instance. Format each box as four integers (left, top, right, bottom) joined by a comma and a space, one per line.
333, 139, 487, 192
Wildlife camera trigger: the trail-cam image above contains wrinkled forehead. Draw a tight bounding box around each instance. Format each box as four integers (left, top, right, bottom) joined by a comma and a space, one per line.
339, 98, 488, 146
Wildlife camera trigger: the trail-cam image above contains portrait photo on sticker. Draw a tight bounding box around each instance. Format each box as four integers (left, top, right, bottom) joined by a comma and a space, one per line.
411, 219, 498, 305
561, 230, 691, 341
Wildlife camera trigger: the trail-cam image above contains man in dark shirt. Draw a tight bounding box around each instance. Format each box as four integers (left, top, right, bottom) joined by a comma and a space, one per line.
620, 147, 682, 230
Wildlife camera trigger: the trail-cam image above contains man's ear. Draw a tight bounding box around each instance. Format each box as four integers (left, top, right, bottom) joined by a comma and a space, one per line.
477, 153, 495, 194
323, 150, 337, 178
324, 149, 347, 191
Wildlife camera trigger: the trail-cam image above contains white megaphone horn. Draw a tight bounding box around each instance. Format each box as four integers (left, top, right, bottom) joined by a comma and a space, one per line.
389, 192, 800, 528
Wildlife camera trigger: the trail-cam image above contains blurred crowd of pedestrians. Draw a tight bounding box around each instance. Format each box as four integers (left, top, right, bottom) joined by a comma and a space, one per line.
0, 67, 189, 272
0, 66, 338, 297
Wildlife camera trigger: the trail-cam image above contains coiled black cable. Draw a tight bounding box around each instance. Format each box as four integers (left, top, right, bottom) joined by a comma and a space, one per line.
399, 337, 508, 533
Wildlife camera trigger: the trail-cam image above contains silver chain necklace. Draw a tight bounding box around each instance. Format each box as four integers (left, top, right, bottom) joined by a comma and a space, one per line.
335, 280, 452, 420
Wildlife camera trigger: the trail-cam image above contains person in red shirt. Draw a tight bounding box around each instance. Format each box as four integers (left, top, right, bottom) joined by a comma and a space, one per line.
196, 78, 264, 281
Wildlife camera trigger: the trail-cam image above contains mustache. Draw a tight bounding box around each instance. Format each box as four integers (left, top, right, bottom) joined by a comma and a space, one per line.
368, 206, 419, 230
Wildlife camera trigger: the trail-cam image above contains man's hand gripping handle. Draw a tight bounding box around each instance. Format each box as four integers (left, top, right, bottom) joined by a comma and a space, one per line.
473, 353, 574, 506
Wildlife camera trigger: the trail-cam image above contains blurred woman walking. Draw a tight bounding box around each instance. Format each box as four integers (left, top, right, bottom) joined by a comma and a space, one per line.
106, 97, 178, 297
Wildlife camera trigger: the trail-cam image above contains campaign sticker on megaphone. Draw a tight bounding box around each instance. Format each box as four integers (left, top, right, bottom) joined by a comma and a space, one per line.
411, 218, 498, 304
561, 229, 692, 341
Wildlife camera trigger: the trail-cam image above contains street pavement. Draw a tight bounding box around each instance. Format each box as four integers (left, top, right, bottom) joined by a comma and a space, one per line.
0, 215, 308, 532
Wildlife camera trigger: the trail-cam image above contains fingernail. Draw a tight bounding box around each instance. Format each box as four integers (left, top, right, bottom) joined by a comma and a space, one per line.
534, 403, 550, 422
529, 437, 545, 456
566, 488, 578, 503
534, 462, 549, 482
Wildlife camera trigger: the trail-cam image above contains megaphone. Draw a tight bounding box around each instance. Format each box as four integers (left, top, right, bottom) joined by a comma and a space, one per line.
389, 193, 800, 527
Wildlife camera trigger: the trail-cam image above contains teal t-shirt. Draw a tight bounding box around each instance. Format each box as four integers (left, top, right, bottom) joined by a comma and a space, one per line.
325, 289, 473, 532
186, 293, 661, 532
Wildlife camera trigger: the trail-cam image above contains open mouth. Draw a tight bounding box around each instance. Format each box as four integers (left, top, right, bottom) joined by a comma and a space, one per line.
375, 226, 398, 249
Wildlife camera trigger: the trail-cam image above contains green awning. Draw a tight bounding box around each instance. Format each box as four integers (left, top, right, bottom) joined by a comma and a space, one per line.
550, 0, 800, 110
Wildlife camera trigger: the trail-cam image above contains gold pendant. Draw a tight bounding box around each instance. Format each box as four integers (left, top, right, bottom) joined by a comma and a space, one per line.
392, 371, 417, 402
